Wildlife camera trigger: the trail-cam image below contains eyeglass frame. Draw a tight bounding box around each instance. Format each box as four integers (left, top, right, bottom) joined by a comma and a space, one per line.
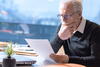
57, 12, 79, 19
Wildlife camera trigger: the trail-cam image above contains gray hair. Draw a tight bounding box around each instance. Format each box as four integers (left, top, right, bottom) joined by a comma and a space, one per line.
60, 0, 82, 13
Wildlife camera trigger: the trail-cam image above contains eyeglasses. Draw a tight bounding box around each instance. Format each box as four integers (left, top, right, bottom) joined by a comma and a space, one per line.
57, 11, 80, 19
57, 14, 73, 19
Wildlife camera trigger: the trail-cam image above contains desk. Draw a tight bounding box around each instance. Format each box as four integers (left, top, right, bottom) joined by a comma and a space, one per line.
32, 63, 86, 67
31, 56, 86, 67
0, 55, 86, 67
0, 52, 86, 67
43, 63, 86, 67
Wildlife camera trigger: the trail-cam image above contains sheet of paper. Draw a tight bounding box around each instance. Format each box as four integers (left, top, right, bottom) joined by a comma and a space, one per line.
25, 39, 56, 64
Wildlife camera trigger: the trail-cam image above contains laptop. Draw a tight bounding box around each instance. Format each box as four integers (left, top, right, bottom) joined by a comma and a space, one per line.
0, 52, 36, 66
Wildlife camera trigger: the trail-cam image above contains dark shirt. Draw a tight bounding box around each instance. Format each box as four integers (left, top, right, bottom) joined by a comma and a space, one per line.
50, 20, 100, 67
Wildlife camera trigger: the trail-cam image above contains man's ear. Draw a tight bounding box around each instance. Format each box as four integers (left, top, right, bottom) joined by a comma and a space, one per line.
78, 12, 82, 19
78, 11, 82, 16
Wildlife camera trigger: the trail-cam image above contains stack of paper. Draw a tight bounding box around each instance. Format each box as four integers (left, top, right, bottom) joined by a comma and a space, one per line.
14, 47, 38, 56
0, 47, 5, 52
0, 42, 8, 47
0, 42, 8, 52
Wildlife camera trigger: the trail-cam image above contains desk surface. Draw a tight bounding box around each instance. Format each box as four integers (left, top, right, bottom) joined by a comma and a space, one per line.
31, 56, 86, 67
43, 63, 86, 67
0, 63, 86, 67
0, 52, 86, 67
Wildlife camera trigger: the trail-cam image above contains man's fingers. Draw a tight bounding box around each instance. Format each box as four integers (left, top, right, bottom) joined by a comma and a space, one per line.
50, 54, 57, 59
50, 54, 59, 62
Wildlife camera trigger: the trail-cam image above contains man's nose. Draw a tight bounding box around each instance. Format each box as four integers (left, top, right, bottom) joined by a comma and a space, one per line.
61, 17, 67, 22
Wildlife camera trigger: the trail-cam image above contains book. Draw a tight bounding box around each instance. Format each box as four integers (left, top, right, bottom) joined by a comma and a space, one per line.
14, 46, 38, 56
15, 50, 38, 56
0, 44, 38, 56
0, 42, 8, 47
0, 42, 8, 52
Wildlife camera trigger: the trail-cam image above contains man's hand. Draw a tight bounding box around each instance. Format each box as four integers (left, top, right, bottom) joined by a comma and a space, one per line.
58, 20, 80, 40
50, 53, 69, 63
58, 24, 74, 40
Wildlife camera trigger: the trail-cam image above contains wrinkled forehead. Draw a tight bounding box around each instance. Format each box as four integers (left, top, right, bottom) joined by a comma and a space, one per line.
59, 1, 74, 14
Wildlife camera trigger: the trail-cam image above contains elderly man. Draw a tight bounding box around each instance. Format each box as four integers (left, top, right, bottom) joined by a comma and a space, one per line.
50, 0, 100, 67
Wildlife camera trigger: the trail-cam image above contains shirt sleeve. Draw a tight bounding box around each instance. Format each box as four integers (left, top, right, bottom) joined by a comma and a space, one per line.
50, 24, 64, 53
50, 35, 64, 53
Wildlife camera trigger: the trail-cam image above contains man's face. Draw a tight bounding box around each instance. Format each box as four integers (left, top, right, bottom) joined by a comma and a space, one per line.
59, 2, 82, 30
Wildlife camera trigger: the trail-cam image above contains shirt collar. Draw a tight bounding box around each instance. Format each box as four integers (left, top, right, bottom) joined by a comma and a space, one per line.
77, 17, 86, 34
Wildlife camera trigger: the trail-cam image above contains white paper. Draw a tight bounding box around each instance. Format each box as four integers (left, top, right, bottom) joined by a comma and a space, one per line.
25, 39, 56, 64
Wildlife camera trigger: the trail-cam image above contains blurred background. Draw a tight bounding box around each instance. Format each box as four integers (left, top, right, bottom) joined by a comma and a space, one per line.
0, 0, 100, 44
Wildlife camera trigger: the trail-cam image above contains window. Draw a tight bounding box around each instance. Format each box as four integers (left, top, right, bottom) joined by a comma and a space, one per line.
0, 0, 99, 44
0, 0, 59, 44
